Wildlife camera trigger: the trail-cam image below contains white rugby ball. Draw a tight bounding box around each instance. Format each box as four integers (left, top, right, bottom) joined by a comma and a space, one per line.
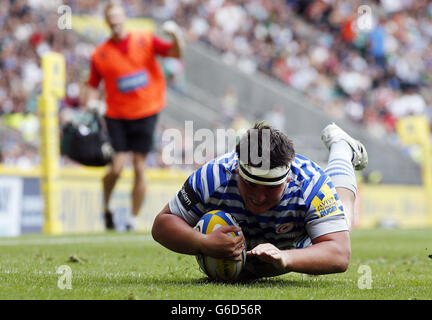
194, 210, 246, 281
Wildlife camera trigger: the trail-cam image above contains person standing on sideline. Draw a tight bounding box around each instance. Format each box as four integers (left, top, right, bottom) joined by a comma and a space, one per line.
84, 2, 184, 230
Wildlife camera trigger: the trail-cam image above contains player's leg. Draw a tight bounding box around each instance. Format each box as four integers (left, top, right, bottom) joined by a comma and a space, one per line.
321, 123, 368, 232
103, 152, 128, 229
103, 117, 129, 230
335, 185, 356, 232
324, 139, 358, 231
128, 152, 147, 230
126, 113, 158, 230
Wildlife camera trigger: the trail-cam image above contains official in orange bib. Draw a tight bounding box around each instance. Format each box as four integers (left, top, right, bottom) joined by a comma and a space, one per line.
84, 2, 184, 231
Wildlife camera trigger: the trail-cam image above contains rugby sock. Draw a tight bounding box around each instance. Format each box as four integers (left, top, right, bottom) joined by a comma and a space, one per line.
127, 215, 138, 230
324, 140, 358, 196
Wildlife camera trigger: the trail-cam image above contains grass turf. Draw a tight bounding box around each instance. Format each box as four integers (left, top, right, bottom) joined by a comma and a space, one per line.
0, 228, 431, 300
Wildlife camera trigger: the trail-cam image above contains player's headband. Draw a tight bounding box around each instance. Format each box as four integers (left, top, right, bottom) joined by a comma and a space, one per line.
238, 161, 290, 186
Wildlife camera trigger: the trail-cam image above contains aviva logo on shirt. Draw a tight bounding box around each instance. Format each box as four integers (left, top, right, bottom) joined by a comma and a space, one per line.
311, 184, 342, 218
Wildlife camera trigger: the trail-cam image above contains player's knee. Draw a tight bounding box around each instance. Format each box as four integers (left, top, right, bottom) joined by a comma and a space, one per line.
105, 168, 122, 180
132, 157, 147, 178
134, 166, 146, 181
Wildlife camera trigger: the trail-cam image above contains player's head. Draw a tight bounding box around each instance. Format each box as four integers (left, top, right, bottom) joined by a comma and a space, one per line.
235, 122, 295, 214
104, 2, 127, 39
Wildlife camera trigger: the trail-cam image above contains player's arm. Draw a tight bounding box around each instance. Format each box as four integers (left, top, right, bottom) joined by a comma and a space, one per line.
82, 58, 102, 109
152, 204, 244, 259
289, 231, 350, 273
249, 178, 351, 274
160, 20, 184, 58
82, 85, 100, 108
248, 231, 350, 274
152, 204, 205, 255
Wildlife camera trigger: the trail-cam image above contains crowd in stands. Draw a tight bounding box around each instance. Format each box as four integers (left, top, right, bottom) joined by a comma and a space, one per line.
168, 0, 432, 141
1, 0, 431, 168
0, 0, 91, 166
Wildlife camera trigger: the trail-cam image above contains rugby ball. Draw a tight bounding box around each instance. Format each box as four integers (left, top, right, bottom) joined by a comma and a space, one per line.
194, 210, 246, 281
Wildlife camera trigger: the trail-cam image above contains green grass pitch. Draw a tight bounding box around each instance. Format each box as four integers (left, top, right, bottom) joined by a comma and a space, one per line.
0, 228, 431, 300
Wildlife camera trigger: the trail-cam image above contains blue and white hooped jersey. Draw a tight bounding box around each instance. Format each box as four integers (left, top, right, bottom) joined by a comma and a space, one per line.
169, 151, 348, 251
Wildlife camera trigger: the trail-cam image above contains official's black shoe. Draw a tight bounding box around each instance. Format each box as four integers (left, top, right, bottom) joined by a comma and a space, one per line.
104, 210, 115, 230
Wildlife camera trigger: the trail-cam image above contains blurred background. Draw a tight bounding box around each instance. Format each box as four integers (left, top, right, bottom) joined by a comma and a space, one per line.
0, 0, 431, 235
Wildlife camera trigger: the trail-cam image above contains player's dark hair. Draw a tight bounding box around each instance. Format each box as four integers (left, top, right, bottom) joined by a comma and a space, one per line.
235, 121, 295, 169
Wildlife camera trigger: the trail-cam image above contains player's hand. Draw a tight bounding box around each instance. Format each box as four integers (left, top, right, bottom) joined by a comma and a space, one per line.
162, 20, 181, 36
161, 20, 185, 56
247, 243, 289, 270
85, 99, 105, 115
199, 225, 245, 261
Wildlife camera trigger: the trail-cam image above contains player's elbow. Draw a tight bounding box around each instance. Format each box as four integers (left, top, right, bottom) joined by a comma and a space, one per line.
151, 216, 161, 243
151, 221, 157, 236
167, 48, 181, 59
151, 215, 167, 245
334, 244, 351, 273
151, 210, 167, 243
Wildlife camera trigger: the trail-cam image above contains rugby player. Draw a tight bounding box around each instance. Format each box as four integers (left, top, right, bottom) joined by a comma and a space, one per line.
152, 122, 367, 279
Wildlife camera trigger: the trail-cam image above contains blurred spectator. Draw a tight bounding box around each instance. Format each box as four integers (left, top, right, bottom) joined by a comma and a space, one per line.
220, 85, 238, 126
388, 86, 427, 119
264, 104, 285, 131
367, 20, 386, 68
170, 0, 431, 148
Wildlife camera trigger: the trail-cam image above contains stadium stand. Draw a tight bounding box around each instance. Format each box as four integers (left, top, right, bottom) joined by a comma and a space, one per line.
0, 0, 429, 184
172, 0, 432, 133
181, 42, 422, 184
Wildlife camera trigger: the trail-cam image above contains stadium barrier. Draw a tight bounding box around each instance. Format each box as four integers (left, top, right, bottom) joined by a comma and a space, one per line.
0, 164, 430, 236
0, 165, 188, 236
357, 184, 430, 229
72, 15, 154, 43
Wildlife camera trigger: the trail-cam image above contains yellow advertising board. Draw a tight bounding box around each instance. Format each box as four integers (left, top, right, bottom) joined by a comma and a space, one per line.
357, 184, 429, 229
0, 165, 430, 233
71, 15, 155, 42
396, 115, 430, 145
0, 166, 188, 233
58, 167, 188, 232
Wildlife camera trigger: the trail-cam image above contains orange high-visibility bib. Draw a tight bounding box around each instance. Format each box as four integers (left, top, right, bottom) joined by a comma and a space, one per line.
91, 31, 166, 120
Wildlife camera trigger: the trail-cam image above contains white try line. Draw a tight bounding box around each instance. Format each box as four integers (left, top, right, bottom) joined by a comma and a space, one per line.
0, 234, 154, 246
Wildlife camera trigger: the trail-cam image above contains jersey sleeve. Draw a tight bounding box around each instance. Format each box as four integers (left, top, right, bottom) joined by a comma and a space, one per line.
87, 57, 102, 88
169, 162, 228, 226
169, 174, 204, 226
152, 35, 173, 57
303, 175, 349, 240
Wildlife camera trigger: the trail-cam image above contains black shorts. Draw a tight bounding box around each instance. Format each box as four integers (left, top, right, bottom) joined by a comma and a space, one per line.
105, 113, 158, 155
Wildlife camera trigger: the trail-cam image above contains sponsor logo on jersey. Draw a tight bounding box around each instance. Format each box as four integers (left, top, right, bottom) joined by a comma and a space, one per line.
178, 180, 200, 211
276, 222, 294, 234
311, 184, 342, 218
